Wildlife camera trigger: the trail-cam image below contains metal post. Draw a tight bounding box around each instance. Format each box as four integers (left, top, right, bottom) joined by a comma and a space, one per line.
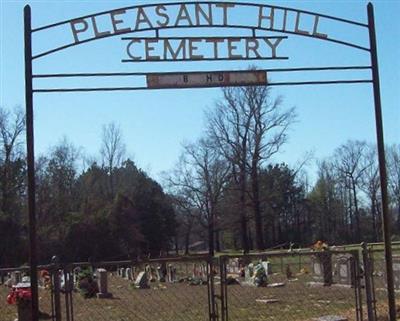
52, 271, 62, 321
24, 5, 39, 321
219, 257, 228, 321
362, 243, 376, 321
353, 250, 363, 321
367, 3, 396, 320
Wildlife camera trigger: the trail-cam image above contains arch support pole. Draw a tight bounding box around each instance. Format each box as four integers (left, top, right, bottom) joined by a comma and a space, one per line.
24, 5, 39, 321
367, 3, 396, 320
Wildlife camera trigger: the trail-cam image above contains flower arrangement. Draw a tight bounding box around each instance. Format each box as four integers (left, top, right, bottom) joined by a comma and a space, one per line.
77, 268, 98, 298
7, 287, 32, 306
313, 240, 329, 251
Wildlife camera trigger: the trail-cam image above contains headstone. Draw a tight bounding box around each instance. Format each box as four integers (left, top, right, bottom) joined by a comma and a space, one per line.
243, 263, 267, 287
134, 271, 149, 289
158, 263, 167, 282
96, 269, 112, 298
15, 282, 32, 321
333, 254, 355, 287
167, 264, 176, 283
199, 264, 206, 279
228, 259, 240, 275
171, 265, 177, 282
121, 268, 126, 279
244, 264, 253, 283
10, 271, 22, 286
311, 252, 332, 285
5, 273, 13, 287
144, 265, 152, 281
389, 255, 400, 290
253, 262, 267, 287
155, 267, 161, 281
73, 267, 81, 286
126, 268, 133, 281
261, 261, 270, 276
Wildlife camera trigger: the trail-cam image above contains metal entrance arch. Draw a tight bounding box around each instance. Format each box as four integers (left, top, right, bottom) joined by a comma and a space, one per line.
23, 2, 395, 320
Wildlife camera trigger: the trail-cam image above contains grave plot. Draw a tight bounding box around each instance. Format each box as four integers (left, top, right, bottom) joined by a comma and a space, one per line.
0, 268, 53, 321
369, 249, 400, 320
57, 259, 211, 321
222, 252, 361, 321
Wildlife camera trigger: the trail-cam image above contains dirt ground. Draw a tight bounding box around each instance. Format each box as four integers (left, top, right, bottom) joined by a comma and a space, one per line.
1, 272, 378, 321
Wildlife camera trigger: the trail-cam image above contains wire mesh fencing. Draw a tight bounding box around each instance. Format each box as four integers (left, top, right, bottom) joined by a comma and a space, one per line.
57, 256, 212, 321
367, 247, 400, 321
0, 265, 55, 321
219, 250, 363, 321
2, 246, 399, 321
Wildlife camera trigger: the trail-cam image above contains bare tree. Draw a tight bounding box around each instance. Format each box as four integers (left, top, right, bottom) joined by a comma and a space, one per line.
207, 87, 253, 252
387, 144, 400, 230
207, 83, 295, 251
100, 122, 126, 198
246, 85, 296, 250
171, 194, 198, 255
0, 107, 25, 214
360, 144, 381, 241
334, 140, 369, 241
167, 138, 230, 255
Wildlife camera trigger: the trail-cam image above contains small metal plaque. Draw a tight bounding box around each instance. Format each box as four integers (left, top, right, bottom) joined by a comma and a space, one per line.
147, 71, 267, 89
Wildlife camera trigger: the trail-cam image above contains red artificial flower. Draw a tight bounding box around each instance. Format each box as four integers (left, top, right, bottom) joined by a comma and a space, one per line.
6, 288, 32, 305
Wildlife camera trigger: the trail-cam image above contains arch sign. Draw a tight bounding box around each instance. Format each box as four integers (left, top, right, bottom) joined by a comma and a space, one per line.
23, 2, 395, 320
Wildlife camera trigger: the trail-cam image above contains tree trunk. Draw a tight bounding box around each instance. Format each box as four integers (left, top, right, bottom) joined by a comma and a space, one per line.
351, 179, 360, 241
208, 209, 215, 256
184, 231, 190, 255
215, 229, 221, 252
371, 196, 378, 242
251, 166, 265, 250
239, 168, 249, 253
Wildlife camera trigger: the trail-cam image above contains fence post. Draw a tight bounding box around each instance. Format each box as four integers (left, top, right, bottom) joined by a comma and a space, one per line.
207, 257, 217, 321
352, 250, 364, 321
362, 243, 376, 321
219, 256, 228, 321
51, 256, 62, 321
63, 266, 74, 321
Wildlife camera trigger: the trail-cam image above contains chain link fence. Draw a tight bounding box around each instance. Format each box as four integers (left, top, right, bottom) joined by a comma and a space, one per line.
1, 246, 398, 321
219, 249, 362, 321
63, 256, 212, 321
0, 265, 55, 321
365, 246, 400, 321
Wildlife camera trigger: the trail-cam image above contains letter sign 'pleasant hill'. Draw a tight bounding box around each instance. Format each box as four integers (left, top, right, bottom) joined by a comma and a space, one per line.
69, 3, 328, 62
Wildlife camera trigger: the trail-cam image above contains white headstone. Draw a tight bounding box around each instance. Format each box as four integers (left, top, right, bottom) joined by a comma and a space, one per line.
134, 271, 149, 289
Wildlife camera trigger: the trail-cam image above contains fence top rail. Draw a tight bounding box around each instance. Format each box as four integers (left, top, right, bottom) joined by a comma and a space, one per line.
219, 248, 359, 260
67, 254, 212, 268
335, 241, 400, 250
0, 264, 54, 273
0, 255, 211, 272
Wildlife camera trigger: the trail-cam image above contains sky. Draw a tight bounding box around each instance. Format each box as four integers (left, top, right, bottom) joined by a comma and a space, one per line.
0, 0, 399, 182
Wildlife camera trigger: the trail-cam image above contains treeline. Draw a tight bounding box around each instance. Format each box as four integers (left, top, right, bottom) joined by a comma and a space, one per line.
0, 112, 175, 266
1, 86, 399, 266
166, 86, 400, 253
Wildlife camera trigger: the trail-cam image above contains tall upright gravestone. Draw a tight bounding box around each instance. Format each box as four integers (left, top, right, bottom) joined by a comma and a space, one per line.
312, 251, 333, 286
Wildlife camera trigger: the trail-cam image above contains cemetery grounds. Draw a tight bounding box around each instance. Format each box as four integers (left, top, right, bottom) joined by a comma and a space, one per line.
0, 248, 398, 321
